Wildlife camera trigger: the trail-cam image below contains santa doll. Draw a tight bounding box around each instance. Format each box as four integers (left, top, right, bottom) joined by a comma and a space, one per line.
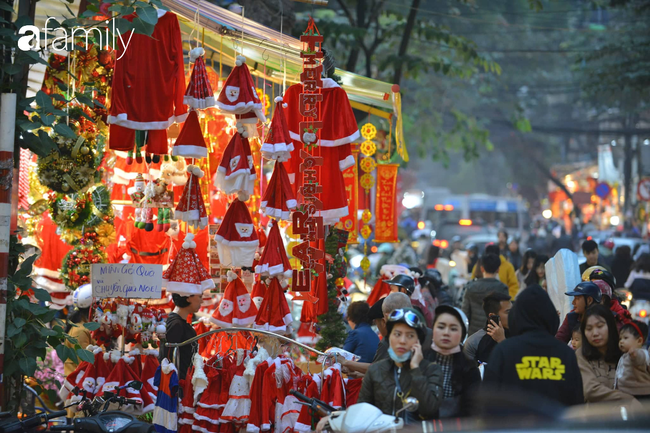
210, 271, 258, 327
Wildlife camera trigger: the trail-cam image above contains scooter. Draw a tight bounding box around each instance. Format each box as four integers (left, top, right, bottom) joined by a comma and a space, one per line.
290, 390, 419, 433
0, 409, 67, 433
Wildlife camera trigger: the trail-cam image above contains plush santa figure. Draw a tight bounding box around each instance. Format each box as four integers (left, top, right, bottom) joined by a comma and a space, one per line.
98, 352, 155, 414
254, 277, 293, 333
184, 47, 215, 109
215, 195, 259, 268
172, 110, 208, 159
215, 132, 256, 196
141, 349, 160, 402
255, 221, 292, 278
261, 97, 293, 161
175, 165, 208, 229
283, 79, 359, 225
216, 55, 265, 123
163, 233, 215, 296
260, 161, 296, 221
210, 271, 258, 327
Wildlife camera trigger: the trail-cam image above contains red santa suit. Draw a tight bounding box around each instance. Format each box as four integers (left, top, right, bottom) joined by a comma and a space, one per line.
109, 9, 187, 131
283, 79, 359, 225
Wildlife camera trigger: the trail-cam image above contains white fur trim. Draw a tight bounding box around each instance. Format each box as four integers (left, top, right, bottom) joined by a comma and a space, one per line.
161, 358, 177, 375
108, 111, 188, 130
339, 154, 356, 171
184, 95, 215, 110
215, 100, 262, 115
173, 145, 208, 159
274, 96, 283, 103
164, 279, 215, 296
254, 263, 292, 278
289, 129, 360, 148
189, 47, 205, 62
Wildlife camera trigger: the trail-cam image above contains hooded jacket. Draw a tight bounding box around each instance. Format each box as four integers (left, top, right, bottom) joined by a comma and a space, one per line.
160, 312, 197, 379
461, 278, 510, 336
483, 285, 584, 407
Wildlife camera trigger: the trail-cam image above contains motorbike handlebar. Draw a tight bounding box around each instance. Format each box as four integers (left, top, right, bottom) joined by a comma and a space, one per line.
21, 410, 68, 429
50, 426, 73, 432
289, 390, 335, 417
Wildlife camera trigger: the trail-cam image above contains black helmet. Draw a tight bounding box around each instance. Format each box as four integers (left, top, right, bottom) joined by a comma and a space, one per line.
386, 308, 426, 344
588, 268, 616, 294
386, 274, 416, 296
421, 269, 443, 290
565, 281, 602, 304
466, 243, 478, 254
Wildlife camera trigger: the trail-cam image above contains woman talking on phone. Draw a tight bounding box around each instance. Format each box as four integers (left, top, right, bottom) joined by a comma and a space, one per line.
317, 308, 443, 430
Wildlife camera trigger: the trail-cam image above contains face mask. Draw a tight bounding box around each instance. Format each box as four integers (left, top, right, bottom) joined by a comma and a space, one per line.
388, 347, 412, 363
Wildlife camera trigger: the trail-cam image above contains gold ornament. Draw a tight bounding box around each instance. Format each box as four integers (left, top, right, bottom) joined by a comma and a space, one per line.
80, 146, 90, 155
335, 277, 345, 287
360, 123, 377, 140
360, 157, 377, 173
361, 209, 372, 224
360, 256, 371, 272
360, 173, 375, 190
360, 140, 377, 156
361, 224, 372, 239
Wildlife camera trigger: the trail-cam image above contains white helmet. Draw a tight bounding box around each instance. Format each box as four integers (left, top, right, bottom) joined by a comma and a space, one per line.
73, 284, 93, 309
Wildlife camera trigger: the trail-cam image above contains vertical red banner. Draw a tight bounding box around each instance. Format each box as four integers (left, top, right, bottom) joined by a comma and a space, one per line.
336, 144, 359, 244
374, 164, 399, 243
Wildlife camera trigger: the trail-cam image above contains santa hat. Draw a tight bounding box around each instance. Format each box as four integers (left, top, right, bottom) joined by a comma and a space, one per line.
215, 132, 256, 196
98, 354, 155, 415
141, 351, 160, 402
210, 271, 258, 327
215, 198, 259, 268
184, 47, 215, 109
251, 279, 267, 310
260, 161, 297, 220
216, 55, 266, 123
255, 221, 292, 278
175, 165, 208, 229
296, 322, 320, 345
172, 110, 208, 159
59, 360, 90, 401
254, 277, 293, 333
163, 233, 215, 296
261, 97, 293, 162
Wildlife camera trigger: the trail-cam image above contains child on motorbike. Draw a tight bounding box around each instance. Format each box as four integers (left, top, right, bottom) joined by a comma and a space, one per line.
316, 308, 443, 431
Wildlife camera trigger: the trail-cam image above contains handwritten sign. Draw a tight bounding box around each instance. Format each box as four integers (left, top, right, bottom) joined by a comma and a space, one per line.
91, 264, 163, 299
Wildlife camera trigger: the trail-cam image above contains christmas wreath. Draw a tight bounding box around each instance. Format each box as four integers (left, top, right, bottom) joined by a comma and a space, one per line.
85, 185, 113, 227
61, 244, 107, 290
37, 133, 97, 194
48, 192, 92, 229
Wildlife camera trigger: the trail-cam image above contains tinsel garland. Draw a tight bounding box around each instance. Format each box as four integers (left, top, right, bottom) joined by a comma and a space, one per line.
48, 192, 92, 229
37, 132, 98, 194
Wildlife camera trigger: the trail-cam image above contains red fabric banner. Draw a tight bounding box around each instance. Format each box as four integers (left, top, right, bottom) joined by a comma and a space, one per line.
336, 144, 359, 243
374, 164, 399, 243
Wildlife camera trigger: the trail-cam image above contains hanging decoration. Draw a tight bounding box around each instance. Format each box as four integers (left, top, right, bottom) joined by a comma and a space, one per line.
61, 244, 107, 290
358, 123, 379, 274
184, 47, 216, 109
37, 133, 98, 194
335, 143, 360, 244
375, 164, 400, 243
260, 162, 297, 221
291, 17, 326, 295
261, 97, 293, 162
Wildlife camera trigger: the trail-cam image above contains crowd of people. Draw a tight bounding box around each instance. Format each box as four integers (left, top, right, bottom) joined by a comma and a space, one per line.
325, 234, 650, 426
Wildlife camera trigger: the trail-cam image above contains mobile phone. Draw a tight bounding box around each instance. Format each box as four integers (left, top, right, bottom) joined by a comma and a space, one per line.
489, 314, 500, 326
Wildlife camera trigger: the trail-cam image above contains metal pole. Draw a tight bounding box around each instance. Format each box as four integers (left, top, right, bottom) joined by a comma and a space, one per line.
0, 92, 17, 410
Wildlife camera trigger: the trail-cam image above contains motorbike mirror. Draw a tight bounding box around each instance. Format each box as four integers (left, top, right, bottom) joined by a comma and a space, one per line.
395, 397, 420, 417
128, 380, 143, 390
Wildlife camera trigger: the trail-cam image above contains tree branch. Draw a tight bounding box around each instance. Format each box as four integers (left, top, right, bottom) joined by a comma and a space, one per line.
334, 0, 356, 26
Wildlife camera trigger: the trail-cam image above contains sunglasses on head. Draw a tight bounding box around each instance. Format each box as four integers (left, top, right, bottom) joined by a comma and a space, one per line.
388, 309, 423, 329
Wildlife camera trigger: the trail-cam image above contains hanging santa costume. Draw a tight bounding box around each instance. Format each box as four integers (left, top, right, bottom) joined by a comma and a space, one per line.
211, 271, 258, 327
255, 221, 292, 278
184, 47, 216, 109
261, 97, 293, 161
283, 79, 359, 225
259, 162, 296, 221
175, 165, 208, 230
215, 132, 256, 196
215, 197, 259, 268
163, 233, 215, 296
153, 359, 179, 433
254, 277, 293, 333
172, 110, 209, 159
216, 56, 265, 123
109, 9, 187, 155
142, 349, 161, 402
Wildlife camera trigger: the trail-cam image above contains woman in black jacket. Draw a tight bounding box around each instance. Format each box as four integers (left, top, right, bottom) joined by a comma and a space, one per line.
426, 305, 481, 418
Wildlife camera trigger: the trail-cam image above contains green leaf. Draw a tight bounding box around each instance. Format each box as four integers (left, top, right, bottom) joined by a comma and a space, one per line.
54, 123, 77, 139
6, 324, 20, 338
83, 322, 101, 331
0, 2, 14, 12
135, 5, 158, 25
19, 357, 37, 376
93, 98, 106, 109
13, 317, 26, 328
39, 327, 59, 337
13, 333, 28, 349
1, 63, 22, 75
41, 309, 57, 323
51, 94, 68, 103
75, 93, 94, 107
132, 16, 155, 36
56, 344, 68, 362
66, 346, 78, 363
35, 90, 53, 110
76, 349, 95, 363
56, 82, 69, 92
113, 18, 135, 35
33, 287, 52, 302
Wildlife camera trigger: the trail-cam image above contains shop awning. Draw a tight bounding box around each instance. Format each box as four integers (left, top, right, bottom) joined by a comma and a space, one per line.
161, 0, 396, 113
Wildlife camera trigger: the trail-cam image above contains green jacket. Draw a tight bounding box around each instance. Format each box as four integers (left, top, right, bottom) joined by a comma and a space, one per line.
357, 358, 443, 420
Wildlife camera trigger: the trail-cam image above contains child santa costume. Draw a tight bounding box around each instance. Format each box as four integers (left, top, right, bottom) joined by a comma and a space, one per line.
172, 110, 209, 159
216, 56, 265, 123
184, 47, 216, 110
153, 359, 179, 433
215, 196, 259, 268
255, 221, 292, 278
259, 162, 296, 221
215, 132, 256, 196
283, 79, 359, 225
261, 97, 293, 162
254, 277, 293, 333
175, 165, 208, 230
210, 271, 258, 327
163, 233, 215, 296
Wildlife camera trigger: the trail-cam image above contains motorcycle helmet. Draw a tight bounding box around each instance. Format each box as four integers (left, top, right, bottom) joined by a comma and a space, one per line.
421, 269, 443, 290
466, 243, 478, 255
386, 308, 426, 344
434, 305, 470, 344
581, 265, 607, 282
588, 268, 616, 294
386, 274, 415, 296
73, 284, 93, 309
565, 281, 602, 304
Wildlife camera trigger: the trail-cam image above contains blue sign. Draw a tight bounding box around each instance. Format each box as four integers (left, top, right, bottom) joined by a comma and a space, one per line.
595, 182, 611, 199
